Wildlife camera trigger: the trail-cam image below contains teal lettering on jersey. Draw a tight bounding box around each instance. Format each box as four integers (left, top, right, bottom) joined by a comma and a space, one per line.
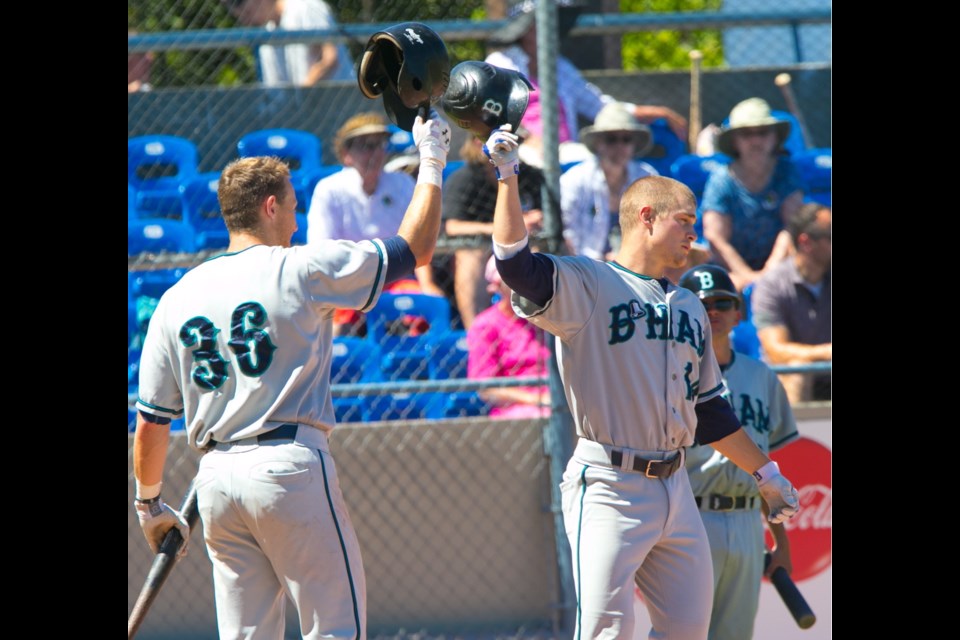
643, 303, 670, 340
683, 362, 700, 401
608, 302, 638, 344
674, 310, 706, 357
737, 394, 770, 433
180, 316, 230, 391
229, 302, 277, 377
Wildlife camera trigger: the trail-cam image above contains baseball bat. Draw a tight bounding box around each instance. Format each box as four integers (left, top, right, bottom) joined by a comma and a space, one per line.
764, 552, 816, 629
128, 481, 201, 640
774, 73, 813, 149
688, 50, 703, 152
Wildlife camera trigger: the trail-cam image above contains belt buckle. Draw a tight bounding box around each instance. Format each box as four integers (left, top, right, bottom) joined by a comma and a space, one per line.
709, 495, 728, 510
644, 459, 659, 479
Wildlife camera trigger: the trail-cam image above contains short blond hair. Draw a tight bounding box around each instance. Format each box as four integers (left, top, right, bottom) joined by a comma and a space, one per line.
619, 175, 696, 234
218, 156, 292, 233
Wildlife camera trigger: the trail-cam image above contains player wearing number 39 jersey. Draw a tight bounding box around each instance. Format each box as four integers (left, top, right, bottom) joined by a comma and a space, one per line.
482, 124, 801, 640
133, 109, 451, 640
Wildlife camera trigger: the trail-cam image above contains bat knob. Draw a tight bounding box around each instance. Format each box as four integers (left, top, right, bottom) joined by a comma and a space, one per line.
775, 73, 791, 86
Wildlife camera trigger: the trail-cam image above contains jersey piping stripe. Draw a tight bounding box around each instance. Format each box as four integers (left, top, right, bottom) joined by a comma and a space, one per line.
361, 241, 386, 312
318, 449, 363, 639
574, 464, 588, 640
697, 382, 724, 400
136, 398, 183, 416
607, 261, 655, 280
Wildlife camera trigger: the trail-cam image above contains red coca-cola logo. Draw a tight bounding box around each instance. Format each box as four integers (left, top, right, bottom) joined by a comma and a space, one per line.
765, 436, 832, 582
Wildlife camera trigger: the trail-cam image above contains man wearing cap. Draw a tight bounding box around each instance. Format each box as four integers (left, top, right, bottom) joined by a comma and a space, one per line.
701, 97, 804, 291
485, 0, 688, 165
670, 263, 799, 640
308, 112, 445, 334
560, 102, 659, 260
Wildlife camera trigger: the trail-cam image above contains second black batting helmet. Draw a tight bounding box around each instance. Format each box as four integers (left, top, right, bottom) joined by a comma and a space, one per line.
440, 61, 533, 139
358, 22, 450, 132
678, 264, 740, 307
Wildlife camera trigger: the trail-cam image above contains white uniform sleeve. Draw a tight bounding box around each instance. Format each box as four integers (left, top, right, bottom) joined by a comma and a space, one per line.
135, 295, 185, 420
767, 371, 800, 451
512, 255, 599, 341
304, 238, 387, 312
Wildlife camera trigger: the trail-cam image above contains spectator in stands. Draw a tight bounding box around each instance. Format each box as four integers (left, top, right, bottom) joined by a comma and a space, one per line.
701, 97, 804, 291
443, 134, 544, 329
485, 0, 687, 167
560, 102, 658, 260
467, 255, 552, 419
128, 31, 155, 93
224, 0, 354, 86
751, 203, 831, 404
308, 112, 444, 335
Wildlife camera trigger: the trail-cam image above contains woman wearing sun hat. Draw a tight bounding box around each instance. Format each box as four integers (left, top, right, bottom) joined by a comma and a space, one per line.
559, 102, 659, 260
701, 97, 804, 291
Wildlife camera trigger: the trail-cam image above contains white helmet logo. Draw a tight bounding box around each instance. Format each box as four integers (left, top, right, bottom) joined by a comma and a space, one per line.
404, 28, 424, 45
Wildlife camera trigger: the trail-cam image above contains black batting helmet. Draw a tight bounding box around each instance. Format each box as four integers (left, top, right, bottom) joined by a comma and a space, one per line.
678, 264, 740, 307
440, 61, 533, 139
358, 22, 450, 132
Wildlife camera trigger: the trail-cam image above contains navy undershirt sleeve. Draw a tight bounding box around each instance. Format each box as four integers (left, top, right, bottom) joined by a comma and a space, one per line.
138, 410, 172, 425
694, 395, 741, 444
382, 236, 417, 284
495, 245, 555, 307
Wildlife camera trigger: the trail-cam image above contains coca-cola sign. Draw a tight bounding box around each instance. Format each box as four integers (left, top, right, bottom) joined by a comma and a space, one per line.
765, 437, 832, 582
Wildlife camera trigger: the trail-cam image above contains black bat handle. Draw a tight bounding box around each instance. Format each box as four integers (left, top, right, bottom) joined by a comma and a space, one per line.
157, 482, 200, 555
765, 552, 816, 629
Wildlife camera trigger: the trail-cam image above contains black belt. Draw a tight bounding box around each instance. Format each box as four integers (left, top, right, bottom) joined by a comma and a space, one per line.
610, 449, 682, 479
208, 423, 299, 449
695, 495, 758, 511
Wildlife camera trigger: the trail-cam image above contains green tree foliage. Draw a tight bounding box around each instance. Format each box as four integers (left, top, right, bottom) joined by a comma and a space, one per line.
620, 0, 723, 70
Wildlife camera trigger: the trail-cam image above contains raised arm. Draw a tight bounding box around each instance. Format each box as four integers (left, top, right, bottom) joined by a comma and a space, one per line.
395, 111, 451, 268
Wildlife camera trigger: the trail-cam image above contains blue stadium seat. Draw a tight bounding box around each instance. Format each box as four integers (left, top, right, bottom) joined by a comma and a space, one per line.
426, 391, 491, 419
129, 184, 138, 219
641, 118, 688, 177
770, 110, 807, 157
386, 125, 414, 155
669, 154, 731, 202
133, 187, 186, 220
181, 174, 229, 250
128, 135, 199, 193
442, 160, 465, 182
793, 147, 831, 206
731, 283, 760, 359
330, 337, 380, 423
362, 392, 434, 422
128, 347, 142, 394
366, 293, 451, 381
428, 330, 470, 380
237, 128, 322, 175
129, 267, 190, 348
128, 219, 197, 255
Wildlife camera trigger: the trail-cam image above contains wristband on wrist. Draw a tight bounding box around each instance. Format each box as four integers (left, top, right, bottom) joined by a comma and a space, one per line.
135, 495, 162, 505
753, 460, 780, 484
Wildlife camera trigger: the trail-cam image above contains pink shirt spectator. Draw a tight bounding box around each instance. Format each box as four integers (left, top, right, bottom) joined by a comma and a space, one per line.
522, 79, 572, 143
467, 294, 552, 419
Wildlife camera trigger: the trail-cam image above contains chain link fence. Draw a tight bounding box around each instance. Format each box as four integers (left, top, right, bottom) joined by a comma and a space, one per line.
128, 418, 560, 639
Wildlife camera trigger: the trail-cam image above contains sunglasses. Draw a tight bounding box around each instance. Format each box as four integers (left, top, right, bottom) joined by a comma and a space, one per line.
701, 299, 738, 312
736, 127, 774, 138
347, 137, 388, 152
602, 134, 635, 145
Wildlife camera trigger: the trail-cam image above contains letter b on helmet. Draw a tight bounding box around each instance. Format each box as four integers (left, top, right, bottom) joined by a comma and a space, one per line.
441, 61, 533, 139
678, 264, 740, 303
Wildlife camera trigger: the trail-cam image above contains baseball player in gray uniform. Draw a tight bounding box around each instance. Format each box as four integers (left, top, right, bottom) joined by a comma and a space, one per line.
132, 110, 451, 640
482, 125, 801, 640
670, 264, 799, 640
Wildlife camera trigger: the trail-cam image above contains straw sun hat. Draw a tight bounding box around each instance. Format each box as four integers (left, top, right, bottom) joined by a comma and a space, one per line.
579, 102, 653, 155
716, 98, 791, 157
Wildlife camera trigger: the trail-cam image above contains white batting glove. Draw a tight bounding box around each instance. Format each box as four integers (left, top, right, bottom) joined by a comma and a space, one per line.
135, 496, 190, 559
483, 125, 520, 181
412, 109, 450, 187
754, 461, 801, 524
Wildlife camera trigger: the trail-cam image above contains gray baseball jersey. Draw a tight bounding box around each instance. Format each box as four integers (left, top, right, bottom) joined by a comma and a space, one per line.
135, 240, 388, 450
685, 350, 799, 640
512, 255, 727, 450
686, 351, 798, 497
